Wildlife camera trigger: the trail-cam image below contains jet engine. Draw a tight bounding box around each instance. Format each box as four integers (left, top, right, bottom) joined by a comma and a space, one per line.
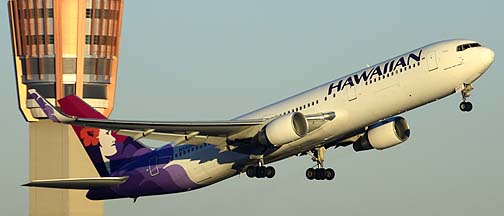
353, 117, 410, 152
255, 112, 308, 147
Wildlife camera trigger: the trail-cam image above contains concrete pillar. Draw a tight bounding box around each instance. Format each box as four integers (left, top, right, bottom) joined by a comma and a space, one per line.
29, 120, 103, 216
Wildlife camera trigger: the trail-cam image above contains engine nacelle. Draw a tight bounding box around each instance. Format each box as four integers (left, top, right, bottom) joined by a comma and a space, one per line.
353, 117, 410, 152
256, 112, 308, 147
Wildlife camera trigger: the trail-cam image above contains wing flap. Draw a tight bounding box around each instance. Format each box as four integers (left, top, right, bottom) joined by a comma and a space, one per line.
22, 177, 128, 190
117, 129, 209, 145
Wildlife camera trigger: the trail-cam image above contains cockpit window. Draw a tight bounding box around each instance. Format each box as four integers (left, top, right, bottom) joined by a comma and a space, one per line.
456, 43, 482, 52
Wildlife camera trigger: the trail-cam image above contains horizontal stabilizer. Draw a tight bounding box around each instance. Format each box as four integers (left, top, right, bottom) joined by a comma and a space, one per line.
22, 177, 128, 190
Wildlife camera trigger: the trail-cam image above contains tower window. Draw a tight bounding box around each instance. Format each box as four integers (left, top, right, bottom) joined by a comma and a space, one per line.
64, 84, 76, 96
26, 83, 55, 98
83, 84, 107, 99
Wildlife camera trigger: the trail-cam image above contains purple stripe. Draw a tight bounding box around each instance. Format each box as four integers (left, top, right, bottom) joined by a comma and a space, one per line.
87, 164, 200, 200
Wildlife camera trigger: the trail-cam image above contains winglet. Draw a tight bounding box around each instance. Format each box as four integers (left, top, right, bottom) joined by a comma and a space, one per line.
27, 89, 76, 123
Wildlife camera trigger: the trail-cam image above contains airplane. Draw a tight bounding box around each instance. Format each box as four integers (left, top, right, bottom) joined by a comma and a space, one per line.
24, 39, 494, 201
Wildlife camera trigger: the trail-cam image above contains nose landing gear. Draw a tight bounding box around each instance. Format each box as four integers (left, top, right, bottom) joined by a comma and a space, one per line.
305, 147, 335, 181
459, 101, 473, 112
459, 83, 474, 112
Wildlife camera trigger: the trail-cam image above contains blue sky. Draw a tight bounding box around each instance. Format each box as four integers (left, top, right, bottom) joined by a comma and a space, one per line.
1, 0, 503, 215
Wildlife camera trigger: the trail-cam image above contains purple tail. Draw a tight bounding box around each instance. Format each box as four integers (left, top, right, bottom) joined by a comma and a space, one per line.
59, 95, 151, 177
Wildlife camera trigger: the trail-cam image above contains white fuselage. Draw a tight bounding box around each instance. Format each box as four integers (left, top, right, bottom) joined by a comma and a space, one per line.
169, 39, 494, 188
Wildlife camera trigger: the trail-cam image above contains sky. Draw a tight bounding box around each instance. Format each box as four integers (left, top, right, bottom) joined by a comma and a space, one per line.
1, 0, 503, 215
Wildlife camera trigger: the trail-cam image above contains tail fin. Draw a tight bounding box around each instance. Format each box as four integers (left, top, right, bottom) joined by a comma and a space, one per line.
28, 89, 151, 177
58, 95, 151, 177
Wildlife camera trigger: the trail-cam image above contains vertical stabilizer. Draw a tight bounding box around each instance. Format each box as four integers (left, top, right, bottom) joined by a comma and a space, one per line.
57, 95, 150, 177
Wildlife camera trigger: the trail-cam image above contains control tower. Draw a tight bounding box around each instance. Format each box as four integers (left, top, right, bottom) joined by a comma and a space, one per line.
8, 0, 124, 215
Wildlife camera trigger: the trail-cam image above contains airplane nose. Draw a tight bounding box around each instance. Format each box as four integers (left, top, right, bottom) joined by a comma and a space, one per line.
480, 47, 495, 67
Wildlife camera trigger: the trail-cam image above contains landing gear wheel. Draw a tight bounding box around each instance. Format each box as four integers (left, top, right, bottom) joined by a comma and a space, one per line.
459, 101, 473, 112
246, 166, 256, 178
246, 165, 276, 179
325, 168, 335, 180
306, 168, 315, 180
305, 147, 337, 180
315, 168, 325, 180
265, 166, 276, 178
256, 166, 266, 178
459, 83, 474, 112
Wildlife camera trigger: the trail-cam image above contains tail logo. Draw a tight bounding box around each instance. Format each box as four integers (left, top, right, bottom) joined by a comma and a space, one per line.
78, 127, 118, 163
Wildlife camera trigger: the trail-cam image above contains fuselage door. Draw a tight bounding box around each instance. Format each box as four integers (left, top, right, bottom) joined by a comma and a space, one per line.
148, 156, 160, 176
346, 86, 357, 101
427, 52, 438, 71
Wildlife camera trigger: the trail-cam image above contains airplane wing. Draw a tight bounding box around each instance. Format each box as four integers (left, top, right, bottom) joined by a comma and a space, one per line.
22, 177, 128, 190
28, 89, 266, 137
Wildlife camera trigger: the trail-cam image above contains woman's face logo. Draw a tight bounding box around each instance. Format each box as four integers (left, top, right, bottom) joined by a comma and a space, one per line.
98, 129, 117, 162
79, 128, 118, 163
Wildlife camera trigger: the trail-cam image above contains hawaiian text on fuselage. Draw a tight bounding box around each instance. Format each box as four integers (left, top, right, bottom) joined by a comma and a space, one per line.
327, 50, 423, 95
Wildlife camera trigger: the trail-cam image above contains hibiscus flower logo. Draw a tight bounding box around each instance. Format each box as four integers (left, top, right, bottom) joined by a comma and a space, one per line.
80, 128, 100, 147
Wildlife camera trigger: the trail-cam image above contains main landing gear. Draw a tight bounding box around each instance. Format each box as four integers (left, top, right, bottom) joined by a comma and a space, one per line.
459, 83, 474, 112
246, 160, 275, 179
305, 147, 335, 181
